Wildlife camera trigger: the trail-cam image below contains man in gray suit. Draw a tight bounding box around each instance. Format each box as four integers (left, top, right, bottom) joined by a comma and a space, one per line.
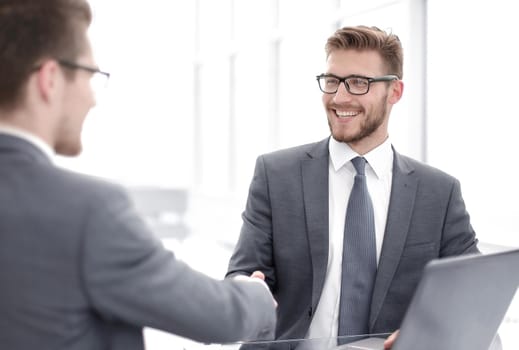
0, 0, 276, 349
226, 26, 479, 347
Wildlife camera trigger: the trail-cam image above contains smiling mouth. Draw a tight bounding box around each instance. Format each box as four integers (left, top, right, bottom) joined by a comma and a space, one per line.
335, 110, 360, 118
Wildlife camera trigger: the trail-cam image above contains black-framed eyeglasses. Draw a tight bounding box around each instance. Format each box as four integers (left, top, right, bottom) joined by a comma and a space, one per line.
316, 74, 398, 95
58, 60, 110, 79
58, 59, 110, 91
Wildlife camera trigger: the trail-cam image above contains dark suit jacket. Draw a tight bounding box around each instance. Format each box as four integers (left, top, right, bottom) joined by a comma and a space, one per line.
0, 134, 276, 350
226, 137, 479, 340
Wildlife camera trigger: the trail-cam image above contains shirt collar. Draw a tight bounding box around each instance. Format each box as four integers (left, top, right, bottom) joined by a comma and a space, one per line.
0, 124, 55, 162
329, 137, 393, 179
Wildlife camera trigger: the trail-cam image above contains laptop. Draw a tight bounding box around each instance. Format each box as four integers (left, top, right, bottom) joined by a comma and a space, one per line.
340, 248, 519, 350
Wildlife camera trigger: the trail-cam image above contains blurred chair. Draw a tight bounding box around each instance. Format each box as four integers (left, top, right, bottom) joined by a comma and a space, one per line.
126, 186, 190, 240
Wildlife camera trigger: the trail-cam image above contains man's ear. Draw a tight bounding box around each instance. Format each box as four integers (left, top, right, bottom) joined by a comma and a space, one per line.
388, 80, 404, 105
35, 60, 62, 102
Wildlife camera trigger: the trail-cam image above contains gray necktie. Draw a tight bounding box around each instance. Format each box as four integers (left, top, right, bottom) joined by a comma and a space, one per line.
338, 156, 377, 343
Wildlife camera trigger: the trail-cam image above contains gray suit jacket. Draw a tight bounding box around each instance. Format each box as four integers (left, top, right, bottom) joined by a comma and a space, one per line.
226, 137, 479, 340
0, 134, 276, 350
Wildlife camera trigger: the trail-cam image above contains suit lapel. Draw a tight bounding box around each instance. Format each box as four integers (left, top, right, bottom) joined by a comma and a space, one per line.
370, 149, 418, 329
302, 138, 330, 310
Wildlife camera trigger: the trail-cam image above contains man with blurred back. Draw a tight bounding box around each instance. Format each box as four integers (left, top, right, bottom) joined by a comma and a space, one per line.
0, 1, 276, 349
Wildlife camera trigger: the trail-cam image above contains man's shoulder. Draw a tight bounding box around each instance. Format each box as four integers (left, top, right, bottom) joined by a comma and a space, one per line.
394, 151, 458, 183
49, 165, 128, 203
260, 137, 329, 162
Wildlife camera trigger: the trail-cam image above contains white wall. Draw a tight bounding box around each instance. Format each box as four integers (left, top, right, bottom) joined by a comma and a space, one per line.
427, 0, 519, 247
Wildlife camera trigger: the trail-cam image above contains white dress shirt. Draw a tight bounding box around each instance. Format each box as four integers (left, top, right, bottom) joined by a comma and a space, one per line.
306, 137, 393, 339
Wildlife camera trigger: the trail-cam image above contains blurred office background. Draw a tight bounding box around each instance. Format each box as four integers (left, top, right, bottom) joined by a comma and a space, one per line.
56, 0, 518, 348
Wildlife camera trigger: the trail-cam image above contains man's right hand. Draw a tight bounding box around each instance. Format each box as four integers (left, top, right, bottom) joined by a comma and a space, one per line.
250, 271, 278, 307
384, 330, 399, 350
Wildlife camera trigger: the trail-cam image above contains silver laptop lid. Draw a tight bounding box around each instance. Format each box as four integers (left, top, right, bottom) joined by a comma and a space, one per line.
392, 249, 519, 350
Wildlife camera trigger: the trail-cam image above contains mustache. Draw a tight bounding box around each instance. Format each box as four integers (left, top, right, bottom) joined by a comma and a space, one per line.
328, 103, 363, 110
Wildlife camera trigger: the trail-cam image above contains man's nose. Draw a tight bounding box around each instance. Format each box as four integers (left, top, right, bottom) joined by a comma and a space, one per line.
333, 81, 354, 102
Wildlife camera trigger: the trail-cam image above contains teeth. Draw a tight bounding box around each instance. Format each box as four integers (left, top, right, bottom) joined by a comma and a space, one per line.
336, 110, 358, 117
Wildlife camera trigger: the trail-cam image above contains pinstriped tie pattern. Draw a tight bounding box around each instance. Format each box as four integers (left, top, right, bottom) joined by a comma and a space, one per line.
338, 157, 377, 344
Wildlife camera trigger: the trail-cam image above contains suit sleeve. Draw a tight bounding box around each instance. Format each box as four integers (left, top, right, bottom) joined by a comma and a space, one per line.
80, 185, 276, 344
226, 156, 277, 290
440, 178, 479, 256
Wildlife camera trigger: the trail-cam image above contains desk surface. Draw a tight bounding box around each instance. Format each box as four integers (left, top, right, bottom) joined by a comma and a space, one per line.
144, 287, 519, 349
215, 333, 508, 350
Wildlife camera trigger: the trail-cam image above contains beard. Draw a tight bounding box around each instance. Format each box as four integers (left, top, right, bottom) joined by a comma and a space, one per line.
328, 95, 388, 144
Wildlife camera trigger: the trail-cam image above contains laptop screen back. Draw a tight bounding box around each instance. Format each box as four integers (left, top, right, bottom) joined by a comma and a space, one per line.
392, 249, 519, 350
